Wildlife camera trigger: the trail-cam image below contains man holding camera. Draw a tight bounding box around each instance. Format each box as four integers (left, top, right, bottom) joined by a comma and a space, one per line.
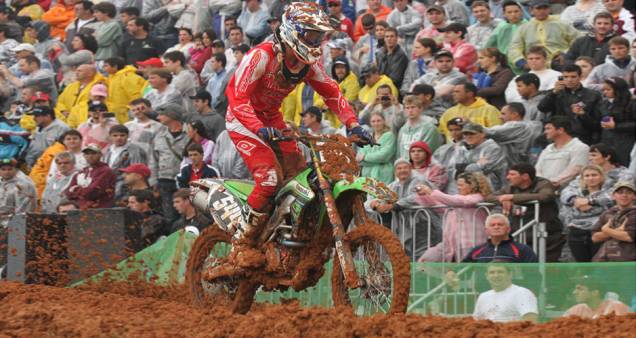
538, 64, 603, 145
358, 84, 401, 125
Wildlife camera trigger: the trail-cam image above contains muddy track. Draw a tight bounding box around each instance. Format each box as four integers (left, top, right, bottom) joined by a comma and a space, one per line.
1, 281, 635, 338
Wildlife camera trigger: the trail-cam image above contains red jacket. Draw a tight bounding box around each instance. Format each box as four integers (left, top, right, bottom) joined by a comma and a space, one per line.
225, 41, 357, 133
65, 162, 117, 209
444, 40, 477, 75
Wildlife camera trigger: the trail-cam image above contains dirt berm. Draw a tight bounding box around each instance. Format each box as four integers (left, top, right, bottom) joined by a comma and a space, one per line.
1, 281, 634, 337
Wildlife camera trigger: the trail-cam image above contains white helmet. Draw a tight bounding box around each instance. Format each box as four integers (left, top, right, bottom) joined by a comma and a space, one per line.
278, 2, 333, 64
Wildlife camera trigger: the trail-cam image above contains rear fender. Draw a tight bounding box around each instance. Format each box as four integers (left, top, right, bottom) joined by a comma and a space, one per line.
332, 177, 397, 202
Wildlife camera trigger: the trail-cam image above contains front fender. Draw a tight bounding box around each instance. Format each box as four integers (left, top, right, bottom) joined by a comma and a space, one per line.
332, 176, 397, 202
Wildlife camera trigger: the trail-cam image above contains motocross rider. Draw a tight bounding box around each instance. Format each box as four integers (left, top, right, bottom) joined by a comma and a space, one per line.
224, 2, 372, 268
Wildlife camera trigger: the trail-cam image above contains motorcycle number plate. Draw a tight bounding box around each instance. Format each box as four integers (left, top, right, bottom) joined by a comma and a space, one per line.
208, 189, 244, 232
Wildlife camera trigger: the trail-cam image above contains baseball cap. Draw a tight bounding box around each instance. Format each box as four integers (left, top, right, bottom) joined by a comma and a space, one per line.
446, 117, 465, 128
0, 158, 18, 167
90, 84, 108, 97
438, 23, 467, 36
360, 63, 378, 77
81, 144, 102, 153
156, 104, 184, 122
461, 122, 485, 134
530, 0, 550, 8
426, 5, 445, 13
31, 92, 50, 102
136, 57, 163, 68
88, 101, 108, 112
11, 43, 36, 53
433, 49, 454, 60
189, 89, 212, 102
612, 181, 636, 194
59, 50, 94, 67
120, 163, 151, 178
29, 106, 54, 116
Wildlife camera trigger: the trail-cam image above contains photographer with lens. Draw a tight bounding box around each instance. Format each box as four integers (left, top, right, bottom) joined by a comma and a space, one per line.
358, 84, 401, 126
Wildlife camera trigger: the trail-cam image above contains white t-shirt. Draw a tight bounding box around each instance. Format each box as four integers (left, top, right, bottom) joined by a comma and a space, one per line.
505, 69, 562, 103
473, 284, 538, 322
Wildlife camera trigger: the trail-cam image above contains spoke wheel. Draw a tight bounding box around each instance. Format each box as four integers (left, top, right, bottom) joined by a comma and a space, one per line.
185, 226, 257, 314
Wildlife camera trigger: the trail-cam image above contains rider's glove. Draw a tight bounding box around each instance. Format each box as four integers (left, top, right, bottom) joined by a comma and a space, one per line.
348, 125, 374, 146
257, 127, 282, 143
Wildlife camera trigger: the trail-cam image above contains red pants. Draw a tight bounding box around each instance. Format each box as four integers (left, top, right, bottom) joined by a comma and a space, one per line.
227, 120, 305, 211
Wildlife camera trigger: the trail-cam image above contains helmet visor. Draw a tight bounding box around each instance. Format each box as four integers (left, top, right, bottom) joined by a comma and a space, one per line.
300, 30, 324, 48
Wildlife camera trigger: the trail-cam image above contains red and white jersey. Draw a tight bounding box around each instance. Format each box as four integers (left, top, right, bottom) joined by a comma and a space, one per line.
225, 41, 357, 134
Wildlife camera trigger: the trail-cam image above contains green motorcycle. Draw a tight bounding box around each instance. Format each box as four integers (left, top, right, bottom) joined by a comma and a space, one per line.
186, 134, 410, 315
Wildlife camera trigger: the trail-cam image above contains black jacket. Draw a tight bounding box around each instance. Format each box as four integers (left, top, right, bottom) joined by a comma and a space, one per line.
121, 35, 162, 65
170, 211, 212, 234
376, 45, 409, 89
538, 86, 604, 145
564, 33, 614, 66
462, 238, 538, 263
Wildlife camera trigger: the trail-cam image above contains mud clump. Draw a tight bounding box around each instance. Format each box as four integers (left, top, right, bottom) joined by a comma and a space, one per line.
1, 281, 635, 338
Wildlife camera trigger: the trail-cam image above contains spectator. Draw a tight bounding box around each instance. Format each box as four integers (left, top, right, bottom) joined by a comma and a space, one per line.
330, 56, 360, 104
357, 63, 398, 106
564, 12, 616, 66
394, 95, 443, 158
409, 141, 448, 190
165, 28, 195, 60
124, 98, 165, 154
432, 117, 466, 194
439, 83, 502, 142
386, 0, 421, 55
375, 27, 408, 89
599, 78, 636, 166
205, 28, 239, 74
0, 158, 37, 216
574, 56, 595, 83
352, 15, 379, 67
414, 5, 449, 46
301, 106, 336, 136
121, 17, 161, 66
212, 130, 250, 179
400, 38, 438, 97
237, 0, 269, 44
416, 172, 491, 262
141, 0, 179, 52
46, 129, 87, 179
0, 23, 19, 66
463, 214, 538, 263
356, 112, 396, 184
536, 117, 590, 189
176, 143, 219, 189
24, 106, 70, 167
359, 84, 401, 125
92, 2, 122, 61
64, 143, 117, 209
1, 54, 57, 101
64, 1, 98, 52
118, 7, 139, 35
103, 124, 148, 199
163, 51, 197, 113
7, 42, 53, 75
56, 64, 104, 128
439, 23, 477, 75
561, 0, 606, 32
512, 73, 545, 122
127, 189, 169, 248
325, 0, 354, 39
473, 48, 515, 109
467, 1, 503, 50
188, 30, 214, 75
203, 53, 227, 110
183, 120, 214, 166
472, 264, 539, 322
591, 181, 636, 262
118, 163, 156, 207
487, 163, 566, 262
435, 0, 470, 25
0, 6, 25, 42
77, 101, 118, 149
102, 57, 145, 124
561, 165, 613, 262
508, 0, 580, 72
486, 102, 543, 166
187, 89, 225, 142
411, 50, 467, 119
56, 199, 79, 214
29, 129, 81, 200
538, 64, 603, 145
41, 0, 74, 41
585, 36, 636, 91
600, 0, 635, 41
456, 122, 507, 190
353, 0, 391, 41
587, 144, 634, 190
564, 276, 632, 318
170, 188, 211, 234
149, 104, 191, 222
505, 46, 561, 103
143, 69, 183, 109
485, 0, 527, 69
12, 0, 44, 24
41, 151, 76, 213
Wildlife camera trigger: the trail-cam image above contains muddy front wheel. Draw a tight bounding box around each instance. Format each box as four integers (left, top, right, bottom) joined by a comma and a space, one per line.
331, 222, 410, 315
185, 226, 257, 314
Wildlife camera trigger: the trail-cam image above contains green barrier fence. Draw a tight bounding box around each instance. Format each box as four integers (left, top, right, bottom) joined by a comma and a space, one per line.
78, 231, 636, 321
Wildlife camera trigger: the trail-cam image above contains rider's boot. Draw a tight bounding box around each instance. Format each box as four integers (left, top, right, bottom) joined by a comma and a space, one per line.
228, 207, 268, 268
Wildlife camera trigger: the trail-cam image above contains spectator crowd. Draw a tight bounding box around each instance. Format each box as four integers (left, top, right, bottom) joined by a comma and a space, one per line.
0, 0, 635, 304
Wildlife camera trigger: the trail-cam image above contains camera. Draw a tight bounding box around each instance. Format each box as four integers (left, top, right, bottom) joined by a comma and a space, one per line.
558, 76, 564, 81
380, 95, 391, 102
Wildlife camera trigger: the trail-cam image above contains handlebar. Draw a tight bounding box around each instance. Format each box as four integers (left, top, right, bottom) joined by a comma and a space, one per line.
271, 132, 378, 147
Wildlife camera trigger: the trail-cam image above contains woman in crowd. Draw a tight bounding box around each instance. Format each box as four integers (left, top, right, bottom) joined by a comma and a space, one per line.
58, 33, 96, 85
188, 29, 215, 75
166, 28, 195, 60
416, 172, 492, 263
357, 112, 397, 184
474, 48, 515, 109
599, 77, 636, 167
588, 144, 634, 186
575, 56, 595, 83
400, 38, 438, 96
561, 165, 613, 262
182, 120, 214, 167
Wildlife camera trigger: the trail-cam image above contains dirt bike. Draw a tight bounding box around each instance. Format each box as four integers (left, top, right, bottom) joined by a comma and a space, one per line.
185, 133, 410, 315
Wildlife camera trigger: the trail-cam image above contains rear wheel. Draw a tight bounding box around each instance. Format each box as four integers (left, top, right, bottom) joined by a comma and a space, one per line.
331, 220, 410, 315
185, 226, 257, 314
